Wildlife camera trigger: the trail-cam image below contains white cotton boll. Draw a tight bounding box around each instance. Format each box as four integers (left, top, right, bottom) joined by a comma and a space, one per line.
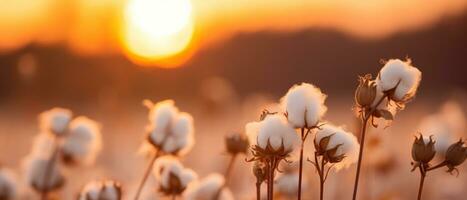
153, 156, 197, 192
79, 180, 122, 200
315, 124, 360, 171
30, 133, 55, 159
146, 100, 195, 156
280, 83, 327, 128
61, 116, 102, 165
417, 101, 465, 155
99, 181, 121, 200
275, 172, 304, 198
256, 115, 298, 152
166, 112, 195, 155
0, 168, 17, 200
39, 107, 72, 135
418, 116, 451, 154
377, 59, 422, 101
23, 156, 64, 192
148, 100, 178, 128
79, 181, 101, 200
184, 173, 233, 200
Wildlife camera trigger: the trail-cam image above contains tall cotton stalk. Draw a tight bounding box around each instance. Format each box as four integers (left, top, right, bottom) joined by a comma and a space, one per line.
352, 59, 422, 200
134, 100, 194, 200
280, 83, 327, 200
246, 114, 299, 200
311, 124, 359, 200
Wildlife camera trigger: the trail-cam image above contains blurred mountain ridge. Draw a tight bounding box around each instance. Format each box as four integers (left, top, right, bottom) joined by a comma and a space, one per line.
0, 11, 466, 104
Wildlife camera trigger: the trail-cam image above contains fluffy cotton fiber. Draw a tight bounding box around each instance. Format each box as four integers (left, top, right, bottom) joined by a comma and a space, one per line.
377, 59, 422, 101
315, 124, 360, 170
61, 116, 102, 165
280, 83, 327, 128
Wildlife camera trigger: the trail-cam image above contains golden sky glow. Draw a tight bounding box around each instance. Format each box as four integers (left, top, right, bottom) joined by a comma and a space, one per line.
0, 0, 467, 67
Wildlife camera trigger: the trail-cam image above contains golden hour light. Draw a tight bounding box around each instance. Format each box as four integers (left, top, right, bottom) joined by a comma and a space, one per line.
122, 0, 194, 67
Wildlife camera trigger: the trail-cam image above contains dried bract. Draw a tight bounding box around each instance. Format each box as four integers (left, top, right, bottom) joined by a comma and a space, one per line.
411, 135, 436, 164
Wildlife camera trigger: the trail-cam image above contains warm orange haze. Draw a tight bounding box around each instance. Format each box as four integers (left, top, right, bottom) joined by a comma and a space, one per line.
1, 0, 467, 67
0, 1, 466, 200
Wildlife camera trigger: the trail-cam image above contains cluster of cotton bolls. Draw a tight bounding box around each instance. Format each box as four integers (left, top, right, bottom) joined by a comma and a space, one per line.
21, 107, 104, 199
5, 58, 467, 200
134, 99, 246, 200
351, 58, 423, 200
245, 82, 360, 200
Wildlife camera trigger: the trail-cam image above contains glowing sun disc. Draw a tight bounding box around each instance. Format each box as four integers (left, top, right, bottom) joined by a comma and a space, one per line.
122, 0, 194, 67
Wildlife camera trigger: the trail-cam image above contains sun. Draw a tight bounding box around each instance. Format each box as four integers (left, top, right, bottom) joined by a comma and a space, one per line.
122, 0, 194, 67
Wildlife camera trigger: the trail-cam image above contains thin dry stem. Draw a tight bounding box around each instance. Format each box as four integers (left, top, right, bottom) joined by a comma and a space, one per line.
297, 127, 305, 200
40, 136, 60, 200
352, 94, 387, 200
133, 149, 160, 200
256, 182, 261, 200
417, 165, 426, 200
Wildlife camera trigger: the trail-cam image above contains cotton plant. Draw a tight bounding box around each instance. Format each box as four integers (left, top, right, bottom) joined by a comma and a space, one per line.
410, 135, 466, 200
23, 108, 102, 199
246, 114, 299, 200
308, 124, 359, 200
352, 59, 422, 200
134, 100, 195, 200
153, 156, 197, 199
417, 101, 466, 156
223, 132, 249, 187
184, 173, 234, 200
280, 83, 327, 200
78, 180, 122, 200
0, 167, 17, 200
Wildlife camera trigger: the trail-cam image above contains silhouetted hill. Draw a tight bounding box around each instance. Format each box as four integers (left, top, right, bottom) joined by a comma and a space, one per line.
0, 11, 466, 104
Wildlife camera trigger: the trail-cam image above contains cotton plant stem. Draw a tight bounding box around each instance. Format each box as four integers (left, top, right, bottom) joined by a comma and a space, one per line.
427, 161, 447, 171
352, 95, 387, 200
352, 117, 369, 200
133, 149, 160, 200
297, 127, 305, 200
313, 153, 324, 200
266, 160, 272, 200
256, 182, 261, 200
224, 154, 237, 186
269, 159, 276, 200
40, 136, 60, 200
417, 165, 427, 200
213, 154, 238, 200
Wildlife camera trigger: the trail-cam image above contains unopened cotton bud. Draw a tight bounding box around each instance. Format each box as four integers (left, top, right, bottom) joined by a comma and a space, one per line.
411, 135, 436, 163
355, 74, 377, 108
39, 107, 72, 135
78, 180, 122, 200
445, 139, 466, 172
225, 133, 249, 155
0, 168, 17, 200
280, 83, 327, 128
